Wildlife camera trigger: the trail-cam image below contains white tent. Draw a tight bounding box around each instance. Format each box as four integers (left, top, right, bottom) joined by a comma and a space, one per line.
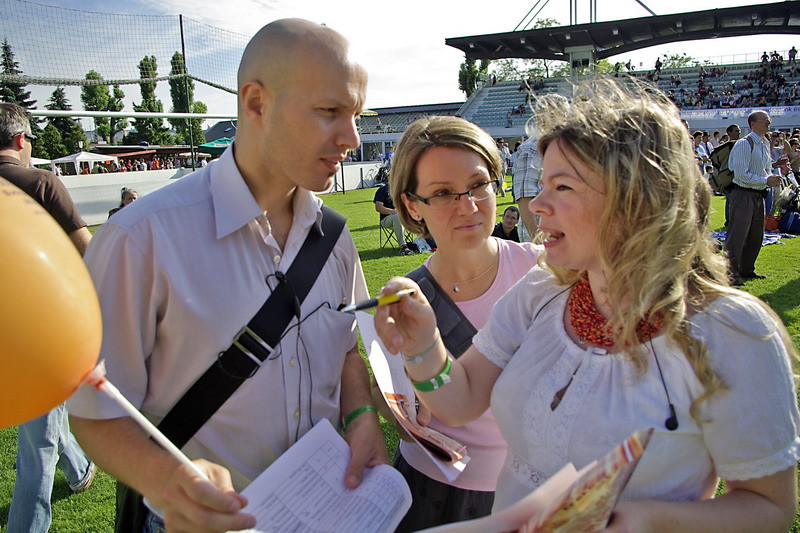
29, 157, 51, 166
50, 151, 118, 175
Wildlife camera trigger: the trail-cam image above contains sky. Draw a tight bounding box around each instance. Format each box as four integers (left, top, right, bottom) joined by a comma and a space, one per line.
19, 0, 800, 127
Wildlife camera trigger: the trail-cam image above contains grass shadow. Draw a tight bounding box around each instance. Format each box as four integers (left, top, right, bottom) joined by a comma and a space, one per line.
758, 275, 800, 322
358, 248, 402, 261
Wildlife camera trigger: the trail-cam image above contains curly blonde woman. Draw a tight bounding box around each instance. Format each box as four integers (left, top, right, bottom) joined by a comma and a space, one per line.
375, 79, 799, 531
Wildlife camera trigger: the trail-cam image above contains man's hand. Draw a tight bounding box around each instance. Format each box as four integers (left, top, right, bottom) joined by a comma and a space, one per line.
342, 408, 389, 489
160, 459, 256, 533
767, 175, 783, 187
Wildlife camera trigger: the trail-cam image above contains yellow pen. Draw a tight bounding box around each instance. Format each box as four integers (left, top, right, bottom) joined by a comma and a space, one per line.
339, 288, 416, 313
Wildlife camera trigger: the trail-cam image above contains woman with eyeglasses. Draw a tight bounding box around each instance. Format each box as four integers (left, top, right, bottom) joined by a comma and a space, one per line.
375, 80, 799, 531
378, 116, 542, 531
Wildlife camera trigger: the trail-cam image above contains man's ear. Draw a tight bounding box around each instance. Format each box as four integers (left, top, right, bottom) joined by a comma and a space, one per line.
239, 80, 271, 124
13, 132, 25, 151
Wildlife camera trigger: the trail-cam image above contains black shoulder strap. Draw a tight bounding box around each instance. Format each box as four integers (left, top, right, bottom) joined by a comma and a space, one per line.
158, 205, 346, 448
406, 265, 477, 358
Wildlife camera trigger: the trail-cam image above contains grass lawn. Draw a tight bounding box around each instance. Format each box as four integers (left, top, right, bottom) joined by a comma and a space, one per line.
1, 183, 798, 531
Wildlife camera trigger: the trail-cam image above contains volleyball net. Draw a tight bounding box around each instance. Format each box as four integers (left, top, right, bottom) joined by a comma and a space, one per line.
0, 0, 249, 95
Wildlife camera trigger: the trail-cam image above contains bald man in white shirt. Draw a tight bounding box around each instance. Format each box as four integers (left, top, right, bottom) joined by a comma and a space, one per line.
725, 110, 784, 285
68, 19, 387, 533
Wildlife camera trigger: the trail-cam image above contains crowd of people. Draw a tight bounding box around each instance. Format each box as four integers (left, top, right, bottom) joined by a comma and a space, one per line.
653, 49, 800, 110
82, 155, 207, 174
2, 18, 798, 533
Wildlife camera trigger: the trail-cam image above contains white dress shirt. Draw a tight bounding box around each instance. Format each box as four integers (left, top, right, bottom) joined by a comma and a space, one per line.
68, 147, 368, 490
729, 132, 772, 190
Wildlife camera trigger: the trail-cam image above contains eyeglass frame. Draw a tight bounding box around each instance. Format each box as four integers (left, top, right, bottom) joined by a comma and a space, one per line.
17, 131, 37, 146
405, 179, 500, 208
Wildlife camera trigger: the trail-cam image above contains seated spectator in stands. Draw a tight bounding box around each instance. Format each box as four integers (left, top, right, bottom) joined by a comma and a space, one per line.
375, 181, 413, 255
491, 206, 520, 242
108, 187, 138, 219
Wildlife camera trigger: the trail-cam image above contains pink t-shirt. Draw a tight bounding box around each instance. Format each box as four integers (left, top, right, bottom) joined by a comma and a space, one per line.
399, 238, 542, 491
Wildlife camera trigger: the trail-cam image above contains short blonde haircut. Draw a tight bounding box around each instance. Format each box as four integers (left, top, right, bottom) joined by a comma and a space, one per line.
537, 78, 796, 418
389, 116, 502, 237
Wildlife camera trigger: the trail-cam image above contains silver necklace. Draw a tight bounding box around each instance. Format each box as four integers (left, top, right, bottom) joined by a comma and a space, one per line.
437, 251, 499, 293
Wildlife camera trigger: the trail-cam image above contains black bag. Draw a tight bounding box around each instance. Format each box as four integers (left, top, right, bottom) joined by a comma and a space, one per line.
710, 137, 754, 194
114, 206, 346, 532
115, 483, 149, 533
406, 265, 477, 357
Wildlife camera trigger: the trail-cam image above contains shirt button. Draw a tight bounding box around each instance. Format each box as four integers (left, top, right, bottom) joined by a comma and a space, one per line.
273, 255, 281, 265
290, 357, 297, 367
294, 410, 301, 419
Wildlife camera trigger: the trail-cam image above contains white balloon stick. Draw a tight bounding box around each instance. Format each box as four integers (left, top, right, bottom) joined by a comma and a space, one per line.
96, 378, 210, 482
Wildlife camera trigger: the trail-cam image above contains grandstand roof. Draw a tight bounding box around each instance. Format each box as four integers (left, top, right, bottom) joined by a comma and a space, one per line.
368, 102, 463, 115
446, 2, 800, 62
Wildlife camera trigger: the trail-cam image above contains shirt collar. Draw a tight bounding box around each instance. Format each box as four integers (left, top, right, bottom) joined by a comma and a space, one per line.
0, 155, 22, 166
210, 145, 324, 240
748, 131, 769, 145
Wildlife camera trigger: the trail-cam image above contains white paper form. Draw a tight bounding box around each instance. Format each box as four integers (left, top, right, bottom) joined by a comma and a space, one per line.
236, 419, 411, 533
356, 311, 469, 482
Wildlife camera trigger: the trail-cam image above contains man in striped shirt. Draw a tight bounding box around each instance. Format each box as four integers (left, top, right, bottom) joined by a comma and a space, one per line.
725, 111, 784, 285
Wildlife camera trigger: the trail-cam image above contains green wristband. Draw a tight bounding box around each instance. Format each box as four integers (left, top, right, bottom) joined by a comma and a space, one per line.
342, 404, 377, 431
411, 357, 452, 392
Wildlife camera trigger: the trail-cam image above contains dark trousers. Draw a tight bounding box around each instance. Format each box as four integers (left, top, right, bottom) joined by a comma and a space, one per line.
725, 186, 765, 277
723, 190, 732, 228
393, 452, 494, 532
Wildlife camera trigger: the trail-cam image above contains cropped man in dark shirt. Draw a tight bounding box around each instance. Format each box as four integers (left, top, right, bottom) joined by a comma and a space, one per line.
0, 102, 94, 533
491, 205, 520, 242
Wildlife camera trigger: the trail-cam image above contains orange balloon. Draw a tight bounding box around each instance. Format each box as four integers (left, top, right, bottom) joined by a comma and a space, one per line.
0, 178, 101, 428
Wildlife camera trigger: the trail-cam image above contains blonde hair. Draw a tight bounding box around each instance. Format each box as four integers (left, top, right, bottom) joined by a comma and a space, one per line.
389, 116, 502, 237
537, 78, 796, 419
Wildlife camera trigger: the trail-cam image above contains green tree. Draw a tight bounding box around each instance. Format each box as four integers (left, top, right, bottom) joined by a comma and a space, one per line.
126, 55, 173, 145
40, 123, 66, 160
45, 87, 87, 154
0, 38, 43, 156
488, 19, 566, 81
568, 58, 616, 77
108, 85, 127, 143
661, 53, 694, 69
81, 71, 128, 144
168, 52, 206, 146
458, 58, 490, 97
0, 39, 36, 108
81, 70, 111, 143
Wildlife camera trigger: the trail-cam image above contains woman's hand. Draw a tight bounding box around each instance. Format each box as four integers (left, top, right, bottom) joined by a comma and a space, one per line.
600, 501, 657, 533
373, 277, 438, 356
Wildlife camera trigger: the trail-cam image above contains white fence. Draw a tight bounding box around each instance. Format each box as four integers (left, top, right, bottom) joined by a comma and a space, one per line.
63, 159, 384, 226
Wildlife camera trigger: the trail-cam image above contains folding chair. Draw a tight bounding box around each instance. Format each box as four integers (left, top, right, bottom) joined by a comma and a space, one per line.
379, 221, 415, 250
379, 222, 398, 248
